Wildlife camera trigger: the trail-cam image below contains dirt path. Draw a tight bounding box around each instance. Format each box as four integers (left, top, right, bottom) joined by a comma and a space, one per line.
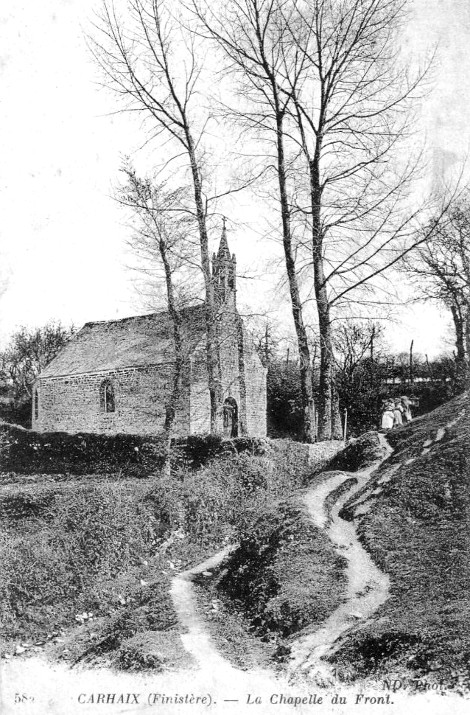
169, 434, 392, 687
0, 435, 396, 714
3, 431, 468, 715
288, 434, 392, 682
170, 545, 239, 674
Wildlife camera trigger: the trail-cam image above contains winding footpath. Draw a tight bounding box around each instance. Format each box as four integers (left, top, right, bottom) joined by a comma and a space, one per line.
170, 434, 393, 685
170, 545, 239, 674
287, 434, 392, 682
1, 436, 394, 715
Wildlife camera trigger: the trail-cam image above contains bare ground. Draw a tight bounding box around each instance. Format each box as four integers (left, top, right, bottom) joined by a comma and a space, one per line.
288, 434, 392, 683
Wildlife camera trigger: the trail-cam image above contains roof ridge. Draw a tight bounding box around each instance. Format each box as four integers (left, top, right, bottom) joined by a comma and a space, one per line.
38, 302, 208, 379
84, 302, 205, 328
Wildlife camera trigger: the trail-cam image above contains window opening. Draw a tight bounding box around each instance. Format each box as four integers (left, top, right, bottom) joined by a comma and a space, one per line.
100, 380, 115, 413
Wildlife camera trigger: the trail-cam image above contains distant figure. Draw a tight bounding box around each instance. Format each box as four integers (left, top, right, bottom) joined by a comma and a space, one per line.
393, 399, 403, 428
381, 401, 395, 430
401, 396, 412, 424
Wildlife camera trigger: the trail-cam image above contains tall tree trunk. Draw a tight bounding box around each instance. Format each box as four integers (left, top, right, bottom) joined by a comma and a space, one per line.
275, 113, 315, 442
457, 230, 470, 390
160, 239, 184, 478
186, 133, 222, 432
309, 153, 335, 440
331, 378, 343, 440
316, 296, 333, 439
466, 309, 470, 391
451, 304, 466, 365
450, 301, 467, 390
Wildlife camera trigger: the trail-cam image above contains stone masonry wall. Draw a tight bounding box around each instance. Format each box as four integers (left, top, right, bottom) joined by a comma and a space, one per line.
243, 331, 267, 437
188, 313, 267, 437
189, 341, 211, 435
33, 364, 190, 436
33, 304, 267, 438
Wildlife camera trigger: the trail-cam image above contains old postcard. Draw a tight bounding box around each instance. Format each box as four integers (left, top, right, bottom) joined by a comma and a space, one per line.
0, 1, 469, 714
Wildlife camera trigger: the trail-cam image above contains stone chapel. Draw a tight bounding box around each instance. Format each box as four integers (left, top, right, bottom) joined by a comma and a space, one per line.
32, 230, 267, 438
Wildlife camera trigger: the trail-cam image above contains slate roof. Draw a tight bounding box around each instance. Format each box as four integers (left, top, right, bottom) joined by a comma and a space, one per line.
40, 304, 206, 378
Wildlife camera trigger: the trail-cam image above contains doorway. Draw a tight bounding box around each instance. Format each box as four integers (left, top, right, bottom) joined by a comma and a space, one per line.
223, 397, 238, 438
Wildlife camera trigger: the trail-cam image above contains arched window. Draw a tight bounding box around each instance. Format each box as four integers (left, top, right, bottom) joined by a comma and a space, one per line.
34, 389, 39, 420
100, 379, 115, 413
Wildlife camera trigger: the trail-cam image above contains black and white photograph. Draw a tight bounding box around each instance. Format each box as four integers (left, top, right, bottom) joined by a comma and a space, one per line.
0, 1, 469, 713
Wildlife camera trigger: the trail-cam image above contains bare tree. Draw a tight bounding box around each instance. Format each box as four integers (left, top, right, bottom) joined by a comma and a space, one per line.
334, 321, 384, 382
441, 200, 470, 388
91, 0, 223, 431
405, 195, 470, 388
192, 0, 316, 441
118, 165, 196, 475
405, 240, 468, 370
0, 323, 75, 403
280, 0, 432, 438
334, 320, 385, 435
193, 0, 439, 440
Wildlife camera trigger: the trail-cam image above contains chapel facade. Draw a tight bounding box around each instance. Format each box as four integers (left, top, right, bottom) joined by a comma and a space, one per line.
32, 230, 267, 438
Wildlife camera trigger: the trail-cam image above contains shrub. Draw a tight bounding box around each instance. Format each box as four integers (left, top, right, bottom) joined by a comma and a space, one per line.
182, 434, 224, 468
326, 431, 386, 472
218, 500, 347, 638
0, 423, 167, 476
0, 483, 161, 640
118, 633, 166, 671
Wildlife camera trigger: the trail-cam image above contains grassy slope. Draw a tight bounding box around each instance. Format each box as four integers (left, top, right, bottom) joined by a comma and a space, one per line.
0, 432, 317, 671
6, 399, 467, 684
0, 478, 195, 670
330, 392, 470, 691
205, 497, 347, 665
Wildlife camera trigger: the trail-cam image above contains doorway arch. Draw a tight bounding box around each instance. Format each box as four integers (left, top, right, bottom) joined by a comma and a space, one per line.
223, 397, 238, 438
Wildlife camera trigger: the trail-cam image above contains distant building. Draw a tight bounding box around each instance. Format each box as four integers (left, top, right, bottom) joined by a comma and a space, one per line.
32, 230, 267, 437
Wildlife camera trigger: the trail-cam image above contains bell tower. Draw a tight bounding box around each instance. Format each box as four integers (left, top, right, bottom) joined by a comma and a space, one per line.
212, 218, 236, 310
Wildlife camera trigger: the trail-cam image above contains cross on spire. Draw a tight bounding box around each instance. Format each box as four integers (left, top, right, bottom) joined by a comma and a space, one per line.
212, 216, 236, 307
217, 216, 231, 260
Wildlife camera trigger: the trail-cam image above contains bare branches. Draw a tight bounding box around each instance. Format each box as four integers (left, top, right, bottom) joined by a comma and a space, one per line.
192, 0, 317, 440
402, 191, 470, 382
90, 0, 203, 150
90, 0, 443, 440
91, 0, 229, 431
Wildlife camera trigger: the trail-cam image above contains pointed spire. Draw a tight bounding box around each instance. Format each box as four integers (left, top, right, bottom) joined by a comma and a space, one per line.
217, 216, 231, 260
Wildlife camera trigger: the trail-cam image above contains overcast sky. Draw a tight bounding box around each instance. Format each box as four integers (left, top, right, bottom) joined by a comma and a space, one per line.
0, 0, 469, 357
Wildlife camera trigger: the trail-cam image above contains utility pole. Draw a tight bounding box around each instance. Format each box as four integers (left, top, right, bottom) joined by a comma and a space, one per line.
409, 340, 414, 386
426, 353, 432, 382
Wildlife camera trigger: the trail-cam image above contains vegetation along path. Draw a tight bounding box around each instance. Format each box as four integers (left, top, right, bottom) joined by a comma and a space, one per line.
169, 434, 393, 685
288, 433, 393, 682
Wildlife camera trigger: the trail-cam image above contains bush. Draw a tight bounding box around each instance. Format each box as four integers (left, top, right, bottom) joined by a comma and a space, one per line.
218, 500, 347, 638
326, 431, 386, 472
0, 483, 161, 640
0, 422, 271, 478
0, 399, 32, 429
266, 360, 304, 439
182, 434, 224, 468
0, 423, 167, 476
118, 633, 167, 671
